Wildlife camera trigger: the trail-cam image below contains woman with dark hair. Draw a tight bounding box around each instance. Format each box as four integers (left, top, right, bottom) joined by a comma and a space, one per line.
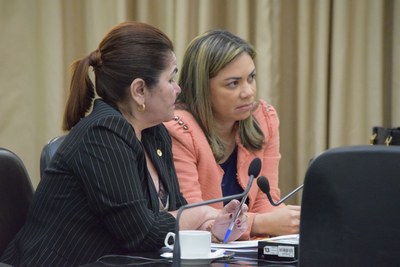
165, 29, 300, 240
1, 22, 247, 266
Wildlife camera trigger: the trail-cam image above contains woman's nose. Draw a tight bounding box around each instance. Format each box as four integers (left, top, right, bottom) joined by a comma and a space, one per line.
240, 83, 255, 98
175, 83, 182, 95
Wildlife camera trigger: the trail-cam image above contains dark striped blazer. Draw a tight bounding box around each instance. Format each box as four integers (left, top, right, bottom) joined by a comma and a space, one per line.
1, 99, 187, 266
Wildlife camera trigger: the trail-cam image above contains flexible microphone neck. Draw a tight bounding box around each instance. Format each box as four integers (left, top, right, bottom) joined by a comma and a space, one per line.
257, 176, 303, 206
172, 157, 261, 267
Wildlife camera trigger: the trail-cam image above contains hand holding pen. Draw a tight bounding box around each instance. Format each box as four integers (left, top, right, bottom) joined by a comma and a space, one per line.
211, 199, 249, 243
223, 195, 249, 243
211, 157, 261, 243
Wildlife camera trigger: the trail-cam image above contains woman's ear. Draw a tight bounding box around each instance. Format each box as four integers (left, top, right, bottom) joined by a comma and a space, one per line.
129, 78, 146, 105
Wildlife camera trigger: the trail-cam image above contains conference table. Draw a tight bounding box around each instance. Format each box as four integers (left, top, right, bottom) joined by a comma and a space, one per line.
81, 247, 297, 266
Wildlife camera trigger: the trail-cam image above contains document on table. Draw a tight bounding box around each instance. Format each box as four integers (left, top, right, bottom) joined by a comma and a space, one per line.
211, 234, 299, 253
211, 240, 259, 252
265, 234, 299, 244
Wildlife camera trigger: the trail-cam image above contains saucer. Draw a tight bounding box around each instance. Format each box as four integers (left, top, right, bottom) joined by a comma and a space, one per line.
160, 249, 225, 265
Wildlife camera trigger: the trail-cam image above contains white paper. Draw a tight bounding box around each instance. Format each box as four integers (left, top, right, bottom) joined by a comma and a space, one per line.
210, 234, 299, 252
211, 240, 258, 252
265, 234, 299, 244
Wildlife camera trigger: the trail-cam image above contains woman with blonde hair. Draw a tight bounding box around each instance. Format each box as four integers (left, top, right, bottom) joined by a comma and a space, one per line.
165, 29, 300, 240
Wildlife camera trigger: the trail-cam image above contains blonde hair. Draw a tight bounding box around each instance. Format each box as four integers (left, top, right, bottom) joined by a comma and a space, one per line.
177, 29, 264, 162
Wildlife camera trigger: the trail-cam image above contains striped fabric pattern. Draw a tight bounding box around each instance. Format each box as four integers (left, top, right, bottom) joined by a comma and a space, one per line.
1, 99, 186, 266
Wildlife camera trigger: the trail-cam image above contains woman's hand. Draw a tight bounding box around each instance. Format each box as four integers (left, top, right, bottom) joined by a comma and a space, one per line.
212, 199, 248, 242
252, 205, 301, 236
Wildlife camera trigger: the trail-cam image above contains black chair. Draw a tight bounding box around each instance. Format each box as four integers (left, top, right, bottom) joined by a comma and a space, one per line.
299, 145, 400, 267
0, 148, 34, 256
40, 135, 66, 178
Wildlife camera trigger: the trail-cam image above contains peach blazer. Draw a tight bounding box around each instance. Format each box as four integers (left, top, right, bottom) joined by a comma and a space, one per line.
164, 100, 283, 239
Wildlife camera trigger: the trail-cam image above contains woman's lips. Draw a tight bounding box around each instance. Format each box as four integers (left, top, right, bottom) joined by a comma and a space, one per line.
236, 103, 254, 111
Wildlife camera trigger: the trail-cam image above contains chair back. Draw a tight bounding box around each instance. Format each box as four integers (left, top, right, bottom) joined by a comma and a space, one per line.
299, 145, 400, 267
0, 148, 34, 256
40, 135, 66, 178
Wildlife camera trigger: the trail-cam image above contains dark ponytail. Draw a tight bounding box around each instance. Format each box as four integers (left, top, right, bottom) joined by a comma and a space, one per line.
62, 53, 96, 131
61, 21, 173, 131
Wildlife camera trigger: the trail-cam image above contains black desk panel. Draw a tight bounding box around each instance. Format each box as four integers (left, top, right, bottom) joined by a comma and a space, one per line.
80, 249, 297, 266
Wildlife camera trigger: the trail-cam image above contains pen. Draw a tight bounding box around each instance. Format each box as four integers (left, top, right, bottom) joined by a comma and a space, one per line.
223, 192, 249, 243
222, 158, 261, 243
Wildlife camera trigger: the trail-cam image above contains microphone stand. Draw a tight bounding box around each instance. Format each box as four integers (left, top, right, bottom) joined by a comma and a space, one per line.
257, 176, 304, 206
172, 157, 261, 267
273, 184, 303, 206
172, 191, 247, 267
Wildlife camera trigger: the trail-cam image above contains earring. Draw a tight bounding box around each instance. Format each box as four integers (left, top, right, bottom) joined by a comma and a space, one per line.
137, 103, 146, 112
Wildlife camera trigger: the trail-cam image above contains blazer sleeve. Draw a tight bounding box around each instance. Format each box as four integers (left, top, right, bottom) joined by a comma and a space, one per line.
72, 116, 176, 251
251, 101, 283, 214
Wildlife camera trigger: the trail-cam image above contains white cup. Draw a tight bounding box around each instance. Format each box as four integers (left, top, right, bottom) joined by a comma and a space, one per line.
164, 230, 211, 259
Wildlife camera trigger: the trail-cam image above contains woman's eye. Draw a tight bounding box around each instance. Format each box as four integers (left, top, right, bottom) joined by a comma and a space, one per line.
227, 81, 239, 88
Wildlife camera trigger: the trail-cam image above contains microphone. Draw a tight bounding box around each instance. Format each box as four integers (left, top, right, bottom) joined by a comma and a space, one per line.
172, 157, 262, 267
222, 157, 261, 243
257, 176, 303, 206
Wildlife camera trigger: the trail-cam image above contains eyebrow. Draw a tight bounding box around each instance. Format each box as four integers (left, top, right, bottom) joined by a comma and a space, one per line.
170, 67, 178, 76
223, 68, 256, 81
